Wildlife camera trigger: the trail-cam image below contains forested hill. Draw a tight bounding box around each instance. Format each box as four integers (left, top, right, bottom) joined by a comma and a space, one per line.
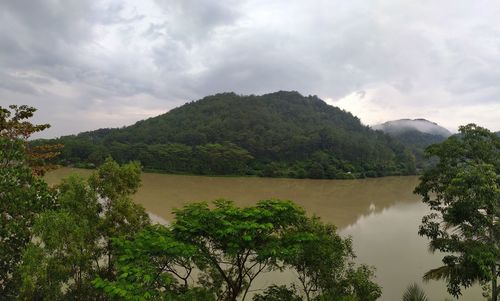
41, 91, 416, 179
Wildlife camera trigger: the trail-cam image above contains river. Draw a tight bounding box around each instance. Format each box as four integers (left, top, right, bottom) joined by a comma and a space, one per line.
45, 168, 483, 300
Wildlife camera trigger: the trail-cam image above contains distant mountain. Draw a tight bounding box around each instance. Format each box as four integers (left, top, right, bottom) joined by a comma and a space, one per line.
372, 119, 452, 137
41, 91, 416, 179
372, 119, 451, 169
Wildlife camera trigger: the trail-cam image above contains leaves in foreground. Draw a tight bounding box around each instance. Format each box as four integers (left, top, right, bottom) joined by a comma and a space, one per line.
402, 283, 429, 301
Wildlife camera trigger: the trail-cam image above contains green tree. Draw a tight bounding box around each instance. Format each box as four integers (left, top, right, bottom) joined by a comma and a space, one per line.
194, 143, 253, 175
284, 216, 381, 301
97, 200, 381, 301
93, 225, 213, 301
18, 158, 150, 300
415, 124, 500, 300
346, 265, 383, 301
252, 285, 302, 301
97, 200, 311, 301
0, 105, 56, 298
172, 199, 306, 301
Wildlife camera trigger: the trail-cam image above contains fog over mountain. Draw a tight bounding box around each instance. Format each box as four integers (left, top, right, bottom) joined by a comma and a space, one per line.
373, 119, 452, 137
372, 118, 454, 169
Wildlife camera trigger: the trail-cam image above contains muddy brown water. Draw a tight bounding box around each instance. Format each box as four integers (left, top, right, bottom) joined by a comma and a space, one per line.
45, 168, 483, 300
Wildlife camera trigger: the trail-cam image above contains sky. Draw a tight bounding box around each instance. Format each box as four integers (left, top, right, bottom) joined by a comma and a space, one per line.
1, 0, 499, 138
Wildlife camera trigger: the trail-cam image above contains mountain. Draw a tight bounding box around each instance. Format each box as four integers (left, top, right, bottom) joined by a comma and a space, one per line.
372, 119, 452, 169
372, 119, 452, 137
42, 91, 416, 179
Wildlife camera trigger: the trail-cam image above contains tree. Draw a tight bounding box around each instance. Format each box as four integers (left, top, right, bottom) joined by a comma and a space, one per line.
252, 285, 302, 301
0, 105, 56, 298
194, 143, 253, 175
96, 200, 308, 301
93, 225, 213, 301
172, 199, 306, 301
283, 216, 381, 301
346, 265, 383, 301
88, 157, 150, 280
415, 124, 500, 300
18, 158, 150, 300
1, 105, 61, 175
97, 200, 381, 301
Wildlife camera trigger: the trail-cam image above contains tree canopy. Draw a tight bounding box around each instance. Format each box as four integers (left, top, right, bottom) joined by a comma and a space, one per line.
415, 124, 500, 300
0, 105, 57, 298
18, 159, 150, 300
95, 200, 381, 301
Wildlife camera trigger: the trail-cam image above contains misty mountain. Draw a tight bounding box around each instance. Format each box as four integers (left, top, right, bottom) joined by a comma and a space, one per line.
42, 91, 416, 179
372, 119, 452, 137
372, 119, 452, 169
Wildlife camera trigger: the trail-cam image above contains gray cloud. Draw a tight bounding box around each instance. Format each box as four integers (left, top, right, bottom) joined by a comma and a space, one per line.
1, 0, 499, 138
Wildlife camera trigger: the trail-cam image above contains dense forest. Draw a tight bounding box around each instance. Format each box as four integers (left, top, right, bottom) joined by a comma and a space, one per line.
37, 91, 416, 179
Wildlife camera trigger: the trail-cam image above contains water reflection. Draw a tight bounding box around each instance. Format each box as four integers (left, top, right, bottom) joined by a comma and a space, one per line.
342, 201, 483, 301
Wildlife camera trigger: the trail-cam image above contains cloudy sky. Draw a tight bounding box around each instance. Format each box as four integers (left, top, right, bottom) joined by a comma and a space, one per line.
1, 0, 499, 138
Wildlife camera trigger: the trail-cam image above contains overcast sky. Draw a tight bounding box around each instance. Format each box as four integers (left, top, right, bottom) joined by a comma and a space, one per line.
1, 0, 499, 138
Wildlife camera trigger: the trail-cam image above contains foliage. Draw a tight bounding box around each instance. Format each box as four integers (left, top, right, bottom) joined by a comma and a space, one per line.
93, 225, 213, 301
41, 91, 416, 178
252, 285, 302, 301
98, 200, 380, 301
415, 124, 500, 300
283, 216, 353, 300
1, 105, 61, 175
18, 158, 150, 300
172, 199, 307, 301
401, 283, 429, 301
0, 105, 56, 298
387, 129, 447, 170
283, 216, 381, 301
345, 265, 383, 301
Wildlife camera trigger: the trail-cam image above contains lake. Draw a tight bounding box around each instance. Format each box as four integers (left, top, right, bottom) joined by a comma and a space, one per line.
45, 168, 483, 301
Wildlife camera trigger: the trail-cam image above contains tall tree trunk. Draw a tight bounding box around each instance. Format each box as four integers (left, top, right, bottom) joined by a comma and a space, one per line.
224, 285, 240, 301
231, 287, 240, 301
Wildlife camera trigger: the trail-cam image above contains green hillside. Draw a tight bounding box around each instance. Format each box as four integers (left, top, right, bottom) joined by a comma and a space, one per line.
41, 91, 416, 178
